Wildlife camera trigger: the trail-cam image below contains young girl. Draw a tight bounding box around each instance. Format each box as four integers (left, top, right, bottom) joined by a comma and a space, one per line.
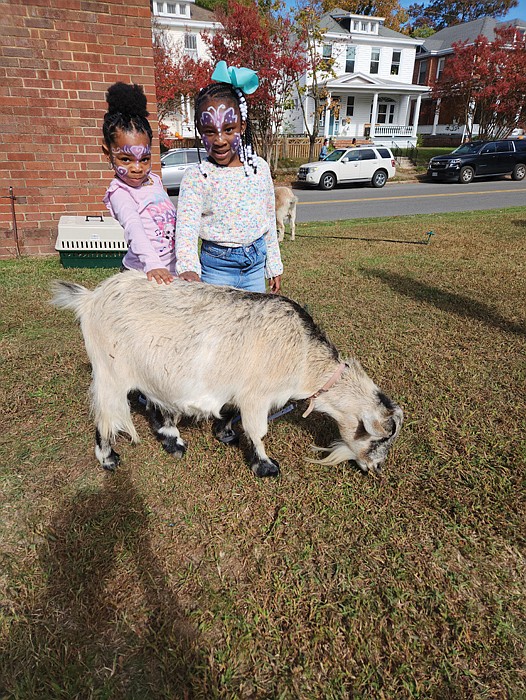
102, 82, 176, 284
175, 62, 283, 294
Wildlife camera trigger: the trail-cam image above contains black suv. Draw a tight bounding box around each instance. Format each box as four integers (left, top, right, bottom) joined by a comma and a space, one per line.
427, 139, 526, 183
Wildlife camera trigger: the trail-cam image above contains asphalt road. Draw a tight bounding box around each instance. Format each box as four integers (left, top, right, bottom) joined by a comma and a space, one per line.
290, 178, 526, 222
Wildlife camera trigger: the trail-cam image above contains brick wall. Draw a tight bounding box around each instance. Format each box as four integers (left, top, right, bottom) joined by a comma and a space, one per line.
0, 0, 159, 259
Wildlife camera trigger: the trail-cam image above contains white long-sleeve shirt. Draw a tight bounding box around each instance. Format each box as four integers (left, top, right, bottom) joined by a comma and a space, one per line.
175, 156, 283, 279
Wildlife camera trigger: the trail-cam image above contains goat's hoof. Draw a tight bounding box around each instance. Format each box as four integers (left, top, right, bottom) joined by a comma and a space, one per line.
252, 458, 280, 478
102, 450, 120, 471
162, 437, 187, 458
215, 427, 239, 446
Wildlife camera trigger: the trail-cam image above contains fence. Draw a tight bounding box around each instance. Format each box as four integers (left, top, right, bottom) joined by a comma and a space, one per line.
162, 136, 326, 162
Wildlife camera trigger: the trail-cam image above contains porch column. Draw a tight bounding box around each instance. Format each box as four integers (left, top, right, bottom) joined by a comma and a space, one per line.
370, 92, 379, 139
412, 94, 422, 138
432, 97, 441, 136
401, 95, 410, 124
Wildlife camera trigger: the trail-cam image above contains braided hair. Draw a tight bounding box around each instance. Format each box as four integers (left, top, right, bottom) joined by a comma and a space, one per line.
102, 82, 153, 148
194, 82, 257, 176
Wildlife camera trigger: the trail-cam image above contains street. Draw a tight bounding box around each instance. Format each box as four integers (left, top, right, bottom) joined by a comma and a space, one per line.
170, 177, 526, 222
290, 178, 526, 222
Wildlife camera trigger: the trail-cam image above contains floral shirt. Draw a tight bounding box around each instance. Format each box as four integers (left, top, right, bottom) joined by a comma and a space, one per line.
104, 172, 177, 273
175, 156, 283, 279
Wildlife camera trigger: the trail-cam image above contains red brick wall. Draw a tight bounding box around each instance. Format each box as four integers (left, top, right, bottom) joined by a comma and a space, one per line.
0, 0, 159, 259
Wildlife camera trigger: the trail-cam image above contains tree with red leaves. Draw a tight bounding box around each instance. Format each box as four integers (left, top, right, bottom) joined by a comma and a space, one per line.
203, 1, 307, 163
433, 27, 526, 140
153, 31, 212, 147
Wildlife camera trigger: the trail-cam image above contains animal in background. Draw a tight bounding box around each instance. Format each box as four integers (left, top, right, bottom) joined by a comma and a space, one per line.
274, 186, 298, 242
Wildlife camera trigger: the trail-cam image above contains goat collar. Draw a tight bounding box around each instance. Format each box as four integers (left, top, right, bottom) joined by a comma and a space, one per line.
302, 362, 347, 418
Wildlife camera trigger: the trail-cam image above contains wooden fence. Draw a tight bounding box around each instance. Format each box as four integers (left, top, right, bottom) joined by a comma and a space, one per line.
162, 136, 326, 161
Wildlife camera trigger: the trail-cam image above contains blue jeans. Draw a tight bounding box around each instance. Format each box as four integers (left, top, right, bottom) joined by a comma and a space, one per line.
200, 236, 267, 292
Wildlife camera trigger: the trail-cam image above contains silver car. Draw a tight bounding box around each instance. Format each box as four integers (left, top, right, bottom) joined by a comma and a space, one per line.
160, 148, 201, 192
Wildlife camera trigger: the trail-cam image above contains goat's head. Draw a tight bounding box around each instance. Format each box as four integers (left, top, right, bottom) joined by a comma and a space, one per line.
309, 363, 403, 474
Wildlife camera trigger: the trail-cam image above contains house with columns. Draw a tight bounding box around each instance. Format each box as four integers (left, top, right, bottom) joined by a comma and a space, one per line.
285, 10, 430, 147
152, 0, 221, 138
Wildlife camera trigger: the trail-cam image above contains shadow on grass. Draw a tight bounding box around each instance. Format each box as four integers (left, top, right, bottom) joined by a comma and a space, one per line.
291, 233, 430, 245
364, 269, 526, 337
1, 469, 205, 698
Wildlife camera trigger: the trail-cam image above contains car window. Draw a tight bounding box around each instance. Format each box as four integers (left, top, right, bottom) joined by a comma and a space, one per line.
481, 143, 497, 154
343, 151, 361, 161
452, 142, 485, 155
376, 148, 392, 159
359, 149, 376, 160
495, 140, 512, 152
513, 139, 526, 151
324, 149, 346, 162
162, 152, 185, 166
186, 151, 200, 163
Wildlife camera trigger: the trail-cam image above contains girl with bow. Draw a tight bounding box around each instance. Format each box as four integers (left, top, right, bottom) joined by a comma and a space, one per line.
175, 62, 283, 294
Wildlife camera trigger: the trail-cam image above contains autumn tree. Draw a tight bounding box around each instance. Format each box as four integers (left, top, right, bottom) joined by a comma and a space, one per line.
153, 28, 212, 146
292, 0, 339, 162
203, 0, 307, 163
406, 0, 518, 32
433, 27, 526, 139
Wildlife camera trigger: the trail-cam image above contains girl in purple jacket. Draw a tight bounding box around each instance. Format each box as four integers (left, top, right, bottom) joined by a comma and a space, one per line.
102, 82, 176, 285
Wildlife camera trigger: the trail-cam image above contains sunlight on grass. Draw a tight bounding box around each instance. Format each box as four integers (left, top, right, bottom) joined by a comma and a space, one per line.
1, 208, 525, 698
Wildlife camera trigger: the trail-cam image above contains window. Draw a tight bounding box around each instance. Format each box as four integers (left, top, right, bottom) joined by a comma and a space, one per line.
436, 57, 445, 81
345, 45, 356, 73
370, 48, 380, 74
391, 50, 401, 76
185, 151, 200, 163
417, 60, 427, 85
167, 3, 177, 12
322, 44, 332, 59
495, 140, 512, 152
360, 149, 376, 160
163, 152, 185, 165
156, 2, 164, 11
345, 96, 354, 117
481, 143, 497, 154
179, 3, 188, 14
377, 147, 392, 159
184, 33, 197, 52
377, 103, 395, 124
344, 151, 360, 161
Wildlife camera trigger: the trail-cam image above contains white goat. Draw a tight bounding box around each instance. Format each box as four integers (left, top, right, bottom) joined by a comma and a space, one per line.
275, 186, 298, 242
52, 271, 402, 477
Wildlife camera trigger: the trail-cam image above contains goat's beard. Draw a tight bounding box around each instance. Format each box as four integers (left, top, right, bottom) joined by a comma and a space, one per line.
306, 441, 355, 466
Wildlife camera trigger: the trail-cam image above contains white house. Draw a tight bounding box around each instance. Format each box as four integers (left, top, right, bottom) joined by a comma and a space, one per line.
285, 10, 430, 147
152, 0, 221, 137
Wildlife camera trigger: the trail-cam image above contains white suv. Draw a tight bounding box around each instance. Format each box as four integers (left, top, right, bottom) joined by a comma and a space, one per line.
297, 146, 396, 190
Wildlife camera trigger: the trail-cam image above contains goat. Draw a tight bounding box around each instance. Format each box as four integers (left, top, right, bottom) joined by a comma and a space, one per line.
274, 186, 298, 242
52, 271, 403, 478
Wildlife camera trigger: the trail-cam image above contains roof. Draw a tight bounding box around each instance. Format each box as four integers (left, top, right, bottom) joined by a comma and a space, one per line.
420, 16, 526, 54
322, 10, 419, 42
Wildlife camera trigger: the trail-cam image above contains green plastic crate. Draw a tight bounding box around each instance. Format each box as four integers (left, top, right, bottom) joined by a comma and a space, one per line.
56, 215, 127, 269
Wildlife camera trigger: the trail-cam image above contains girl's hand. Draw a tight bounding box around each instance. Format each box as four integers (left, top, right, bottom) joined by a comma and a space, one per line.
147, 268, 175, 285
178, 271, 202, 283
269, 275, 281, 294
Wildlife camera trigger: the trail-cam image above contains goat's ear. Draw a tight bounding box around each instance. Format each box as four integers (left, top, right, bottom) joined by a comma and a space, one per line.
362, 412, 390, 439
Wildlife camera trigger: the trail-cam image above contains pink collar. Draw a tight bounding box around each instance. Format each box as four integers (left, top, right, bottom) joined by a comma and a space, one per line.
302, 363, 347, 418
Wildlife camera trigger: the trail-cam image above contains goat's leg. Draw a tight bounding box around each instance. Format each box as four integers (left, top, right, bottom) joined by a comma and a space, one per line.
289, 204, 296, 241
240, 405, 280, 477
213, 406, 239, 445
91, 375, 135, 471
149, 406, 187, 457
277, 219, 285, 242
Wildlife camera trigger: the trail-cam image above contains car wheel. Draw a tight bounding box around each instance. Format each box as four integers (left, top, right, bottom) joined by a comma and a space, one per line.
512, 163, 526, 181
319, 172, 336, 190
459, 166, 474, 184
371, 169, 387, 188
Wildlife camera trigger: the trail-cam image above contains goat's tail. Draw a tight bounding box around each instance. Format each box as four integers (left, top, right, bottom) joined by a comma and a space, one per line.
51, 280, 91, 318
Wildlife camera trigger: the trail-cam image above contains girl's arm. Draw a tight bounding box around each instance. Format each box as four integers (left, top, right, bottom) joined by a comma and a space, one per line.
175, 166, 205, 278
107, 187, 173, 282
260, 160, 283, 290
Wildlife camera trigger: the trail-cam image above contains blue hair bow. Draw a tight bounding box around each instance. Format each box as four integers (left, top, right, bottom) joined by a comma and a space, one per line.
211, 60, 259, 95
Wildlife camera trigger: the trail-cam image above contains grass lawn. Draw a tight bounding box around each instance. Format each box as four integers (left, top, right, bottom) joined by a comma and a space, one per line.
1, 208, 525, 699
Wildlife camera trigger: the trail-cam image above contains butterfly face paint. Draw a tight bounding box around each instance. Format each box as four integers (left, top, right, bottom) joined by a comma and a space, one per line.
109, 131, 152, 187
198, 98, 243, 167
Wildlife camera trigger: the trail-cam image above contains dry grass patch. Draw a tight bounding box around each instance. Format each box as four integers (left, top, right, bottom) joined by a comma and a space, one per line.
1, 209, 525, 699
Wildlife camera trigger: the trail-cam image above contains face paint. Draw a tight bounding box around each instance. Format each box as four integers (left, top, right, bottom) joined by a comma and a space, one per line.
200, 103, 238, 138
110, 141, 152, 187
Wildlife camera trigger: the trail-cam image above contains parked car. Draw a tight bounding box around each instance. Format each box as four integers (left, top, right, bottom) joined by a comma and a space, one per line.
427, 139, 526, 183
160, 148, 201, 192
297, 146, 396, 190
